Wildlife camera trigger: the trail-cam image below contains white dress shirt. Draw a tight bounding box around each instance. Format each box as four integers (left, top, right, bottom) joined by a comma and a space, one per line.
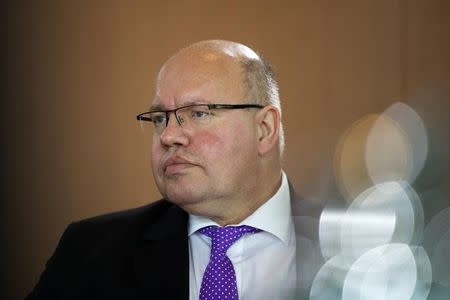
188, 172, 296, 300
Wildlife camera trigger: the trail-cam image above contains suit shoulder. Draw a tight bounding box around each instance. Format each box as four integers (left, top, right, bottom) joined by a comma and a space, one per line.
73, 199, 171, 226
60, 199, 176, 244
26, 200, 184, 299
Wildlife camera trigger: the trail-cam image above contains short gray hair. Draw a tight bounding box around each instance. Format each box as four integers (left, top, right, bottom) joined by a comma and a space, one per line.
240, 57, 285, 153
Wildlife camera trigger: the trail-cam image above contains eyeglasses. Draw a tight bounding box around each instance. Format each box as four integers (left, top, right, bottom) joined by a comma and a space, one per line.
137, 103, 264, 134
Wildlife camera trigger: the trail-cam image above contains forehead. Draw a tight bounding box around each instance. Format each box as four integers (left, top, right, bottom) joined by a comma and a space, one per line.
153, 50, 247, 108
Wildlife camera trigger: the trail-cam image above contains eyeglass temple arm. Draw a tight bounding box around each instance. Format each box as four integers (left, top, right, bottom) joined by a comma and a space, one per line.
208, 104, 264, 109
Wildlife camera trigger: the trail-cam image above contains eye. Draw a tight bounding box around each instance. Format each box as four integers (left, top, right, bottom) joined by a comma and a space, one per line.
190, 108, 210, 119
150, 113, 167, 126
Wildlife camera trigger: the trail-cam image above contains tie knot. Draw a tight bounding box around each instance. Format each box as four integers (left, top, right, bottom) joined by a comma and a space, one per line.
199, 225, 261, 254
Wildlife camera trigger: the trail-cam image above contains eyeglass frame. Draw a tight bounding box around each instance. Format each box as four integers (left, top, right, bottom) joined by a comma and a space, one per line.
136, 103, 265, 130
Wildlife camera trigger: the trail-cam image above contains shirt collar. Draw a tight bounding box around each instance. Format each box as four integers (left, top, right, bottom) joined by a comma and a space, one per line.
188, 171, 292, 245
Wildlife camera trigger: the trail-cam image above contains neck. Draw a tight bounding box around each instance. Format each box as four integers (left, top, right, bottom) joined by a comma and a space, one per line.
206, 170, 283, 226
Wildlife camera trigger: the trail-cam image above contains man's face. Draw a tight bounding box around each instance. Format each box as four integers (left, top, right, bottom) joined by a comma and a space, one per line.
150, 52, 261, 215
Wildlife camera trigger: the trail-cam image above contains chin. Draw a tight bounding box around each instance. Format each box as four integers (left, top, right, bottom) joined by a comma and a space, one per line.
162, 179, 204, 204
166, 191, 205, 209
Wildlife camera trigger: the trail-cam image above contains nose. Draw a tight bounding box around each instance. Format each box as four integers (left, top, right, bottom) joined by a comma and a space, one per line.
159, 113, 189, 147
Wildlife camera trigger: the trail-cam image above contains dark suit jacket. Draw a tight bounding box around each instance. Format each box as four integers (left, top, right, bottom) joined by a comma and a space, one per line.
27, 190, 323, 300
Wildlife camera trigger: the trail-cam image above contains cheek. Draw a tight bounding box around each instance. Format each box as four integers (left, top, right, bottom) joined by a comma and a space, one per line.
151, 139, 163, 170
194, 123, 254, 161
194, 131, 225, 158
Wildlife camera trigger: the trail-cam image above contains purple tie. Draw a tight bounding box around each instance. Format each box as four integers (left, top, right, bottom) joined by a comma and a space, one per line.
199, 225, 261, 300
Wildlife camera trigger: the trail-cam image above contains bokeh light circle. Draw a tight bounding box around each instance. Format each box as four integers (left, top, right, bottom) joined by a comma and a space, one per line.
342, 244, 417, 300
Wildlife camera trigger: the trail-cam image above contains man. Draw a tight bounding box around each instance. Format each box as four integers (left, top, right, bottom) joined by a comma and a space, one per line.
27, 40, 323, 300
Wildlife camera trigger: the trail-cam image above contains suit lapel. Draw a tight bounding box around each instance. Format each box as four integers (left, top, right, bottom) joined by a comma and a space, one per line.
133, 204, 189, 299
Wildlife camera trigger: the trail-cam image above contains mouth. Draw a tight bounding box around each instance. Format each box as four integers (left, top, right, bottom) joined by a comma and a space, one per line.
162, 156, 197, 176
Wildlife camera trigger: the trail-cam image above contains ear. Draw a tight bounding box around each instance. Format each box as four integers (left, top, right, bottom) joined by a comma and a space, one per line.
256, 105, 280, 156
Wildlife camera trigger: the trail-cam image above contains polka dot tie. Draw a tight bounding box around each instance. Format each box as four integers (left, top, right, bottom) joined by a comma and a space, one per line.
198, 225, 261, 300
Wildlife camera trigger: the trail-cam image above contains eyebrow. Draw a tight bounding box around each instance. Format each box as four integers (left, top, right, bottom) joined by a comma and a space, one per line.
149, 99, 213, 111
149, 104, 165, 111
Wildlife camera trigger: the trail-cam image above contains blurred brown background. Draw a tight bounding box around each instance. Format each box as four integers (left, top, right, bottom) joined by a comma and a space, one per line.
1, 0, 449, 299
